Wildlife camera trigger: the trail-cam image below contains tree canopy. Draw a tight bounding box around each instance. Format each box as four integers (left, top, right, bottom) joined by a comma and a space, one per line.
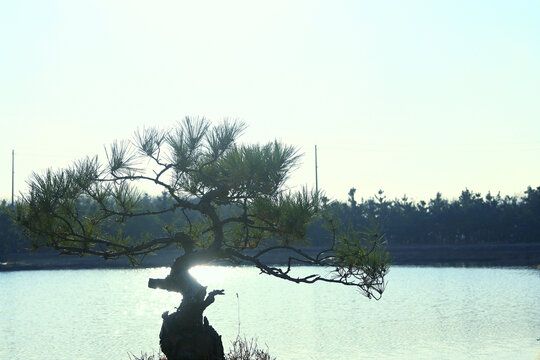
13, 117, 388, 299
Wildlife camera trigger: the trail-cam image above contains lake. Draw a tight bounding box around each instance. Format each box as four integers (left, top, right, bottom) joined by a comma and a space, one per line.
1, 266, 539, 360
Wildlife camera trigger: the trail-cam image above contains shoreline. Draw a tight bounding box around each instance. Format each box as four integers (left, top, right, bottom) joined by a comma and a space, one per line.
1, 243, 540, 272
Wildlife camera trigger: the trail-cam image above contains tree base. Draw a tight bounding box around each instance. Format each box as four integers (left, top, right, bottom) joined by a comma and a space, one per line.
160, 311, 224, 360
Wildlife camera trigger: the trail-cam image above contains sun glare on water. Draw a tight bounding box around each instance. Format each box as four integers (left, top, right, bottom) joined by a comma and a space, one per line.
189, 265, 234, 286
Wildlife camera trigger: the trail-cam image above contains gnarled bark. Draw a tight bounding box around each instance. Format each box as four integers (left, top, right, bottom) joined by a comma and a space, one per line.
159, 294, 225, 360
149, 252, 225, 360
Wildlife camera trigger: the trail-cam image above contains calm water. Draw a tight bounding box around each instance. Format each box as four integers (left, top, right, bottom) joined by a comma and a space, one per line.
1, 266, 539, 360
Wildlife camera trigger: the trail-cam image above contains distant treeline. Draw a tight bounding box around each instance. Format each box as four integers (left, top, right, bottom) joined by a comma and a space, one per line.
319, 186, 540, 246
1, 186, 539, 257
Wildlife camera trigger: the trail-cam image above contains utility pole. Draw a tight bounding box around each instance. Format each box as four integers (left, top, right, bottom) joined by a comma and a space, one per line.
314, 145, 318, 195
11, 149, 15, 207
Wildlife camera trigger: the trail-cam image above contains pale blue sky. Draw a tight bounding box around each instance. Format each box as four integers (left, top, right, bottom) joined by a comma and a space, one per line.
1, 0, 539, 202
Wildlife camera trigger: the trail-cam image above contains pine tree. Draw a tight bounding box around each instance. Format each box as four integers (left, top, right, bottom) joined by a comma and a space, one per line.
14, 117, 388, 360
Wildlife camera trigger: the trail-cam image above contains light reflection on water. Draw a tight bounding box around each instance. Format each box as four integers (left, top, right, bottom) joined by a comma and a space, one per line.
0, 266, 539, 360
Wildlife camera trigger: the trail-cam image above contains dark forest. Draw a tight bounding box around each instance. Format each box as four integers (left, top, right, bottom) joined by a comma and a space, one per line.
2, 185, 539, 258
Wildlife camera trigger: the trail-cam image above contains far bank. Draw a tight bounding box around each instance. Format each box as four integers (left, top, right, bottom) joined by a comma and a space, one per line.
2, 243, 539, 271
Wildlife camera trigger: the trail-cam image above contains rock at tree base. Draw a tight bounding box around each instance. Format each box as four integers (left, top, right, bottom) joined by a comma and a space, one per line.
160, 311, 224, 360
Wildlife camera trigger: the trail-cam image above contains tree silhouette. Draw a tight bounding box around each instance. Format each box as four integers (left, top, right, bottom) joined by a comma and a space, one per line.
13, 117, 388, 360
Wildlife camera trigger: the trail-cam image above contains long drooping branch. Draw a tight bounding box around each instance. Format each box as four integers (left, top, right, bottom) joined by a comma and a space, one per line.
223, 244, 387, 300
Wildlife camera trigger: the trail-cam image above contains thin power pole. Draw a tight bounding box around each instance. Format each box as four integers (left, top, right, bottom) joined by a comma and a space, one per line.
314, 145, 318, 195
11, 149, 15, 206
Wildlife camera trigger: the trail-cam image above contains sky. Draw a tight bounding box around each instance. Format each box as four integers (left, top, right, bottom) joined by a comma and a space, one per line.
1, 0, 539, 203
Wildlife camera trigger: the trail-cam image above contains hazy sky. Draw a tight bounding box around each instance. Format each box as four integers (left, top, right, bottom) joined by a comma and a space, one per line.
1, 0, 539, 203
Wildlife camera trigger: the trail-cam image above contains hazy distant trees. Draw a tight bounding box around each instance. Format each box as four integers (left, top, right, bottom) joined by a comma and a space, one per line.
2, 185, 540, 257
335, 186, 540, 246
2, 186, 539, 255
0, 200, 26, 258
0, 187, 540, 258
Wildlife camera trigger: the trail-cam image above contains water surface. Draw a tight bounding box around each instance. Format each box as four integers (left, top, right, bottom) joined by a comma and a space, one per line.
1, 266, 539, 359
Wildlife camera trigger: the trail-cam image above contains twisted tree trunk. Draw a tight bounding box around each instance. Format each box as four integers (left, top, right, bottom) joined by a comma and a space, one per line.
148, 251, 225, 360
159, 288, 225, 360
